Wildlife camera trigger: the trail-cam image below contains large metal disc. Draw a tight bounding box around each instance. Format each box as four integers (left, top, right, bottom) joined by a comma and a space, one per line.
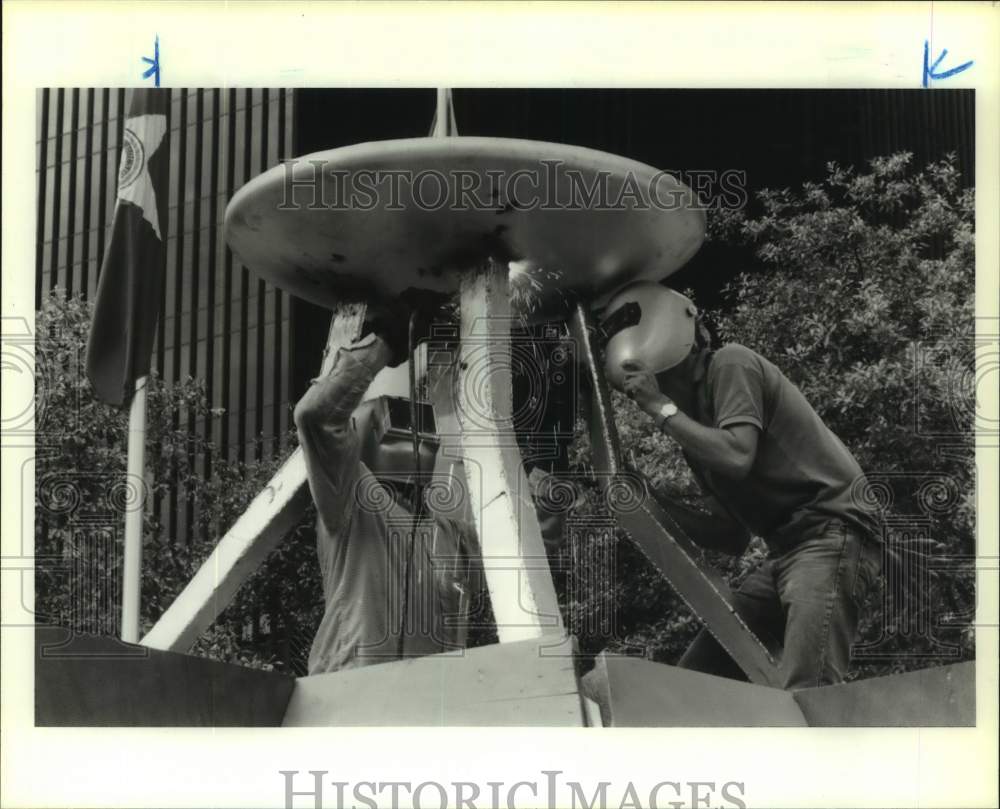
225, 137, 705, 322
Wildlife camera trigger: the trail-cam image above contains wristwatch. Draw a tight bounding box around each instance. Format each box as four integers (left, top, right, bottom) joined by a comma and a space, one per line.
657, 400, 679, 431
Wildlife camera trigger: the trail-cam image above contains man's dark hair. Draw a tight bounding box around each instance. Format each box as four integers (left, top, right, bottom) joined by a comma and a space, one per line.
694, 313, 714, 351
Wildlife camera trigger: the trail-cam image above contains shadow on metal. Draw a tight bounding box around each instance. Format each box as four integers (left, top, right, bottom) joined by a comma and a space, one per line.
35, 627, 295, 726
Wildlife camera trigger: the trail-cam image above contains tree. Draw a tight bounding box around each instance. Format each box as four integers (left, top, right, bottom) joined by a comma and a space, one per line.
560, 152, 975, 678
34, 291, 323, 672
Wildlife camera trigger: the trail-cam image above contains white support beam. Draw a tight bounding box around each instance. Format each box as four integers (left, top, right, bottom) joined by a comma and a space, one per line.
456, 260, 563, 642
141, 303, 368, 652
425, 342, 473, 526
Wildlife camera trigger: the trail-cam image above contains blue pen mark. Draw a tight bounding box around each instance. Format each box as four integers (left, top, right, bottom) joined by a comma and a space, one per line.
923, 40, 973, 88
142, 35, 161, 86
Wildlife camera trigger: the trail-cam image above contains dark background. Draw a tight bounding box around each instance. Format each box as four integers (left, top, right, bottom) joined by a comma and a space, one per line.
294, 88, 974, 306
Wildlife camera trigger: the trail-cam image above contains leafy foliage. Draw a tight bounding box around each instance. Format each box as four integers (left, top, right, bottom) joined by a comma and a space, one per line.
34, 291, 322, 672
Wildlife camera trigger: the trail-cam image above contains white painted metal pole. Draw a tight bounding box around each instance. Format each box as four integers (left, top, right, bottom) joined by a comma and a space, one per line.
432, 88, 457, 138
121, 375, 148, 643
433, 88, 449, 137
456, 262, 564, 642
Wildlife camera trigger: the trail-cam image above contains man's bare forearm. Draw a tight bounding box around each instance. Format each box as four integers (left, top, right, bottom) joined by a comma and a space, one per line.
621, 366, 758, 481
658, 410, 757, 481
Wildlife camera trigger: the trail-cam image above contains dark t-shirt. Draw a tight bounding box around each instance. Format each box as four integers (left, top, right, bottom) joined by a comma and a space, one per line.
683, 343, 880, 553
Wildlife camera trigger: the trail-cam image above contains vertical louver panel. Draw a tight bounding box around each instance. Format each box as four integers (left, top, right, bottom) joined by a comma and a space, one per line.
37, 88, 297, 546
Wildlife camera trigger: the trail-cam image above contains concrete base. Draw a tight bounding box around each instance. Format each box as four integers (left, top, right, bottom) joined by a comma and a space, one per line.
794, 661, 975, 726
581, 653, 807, 727
582, 652, 976, 727
35, 627, 974, 727
35, 627, 587, 727
283, 635, 585, 726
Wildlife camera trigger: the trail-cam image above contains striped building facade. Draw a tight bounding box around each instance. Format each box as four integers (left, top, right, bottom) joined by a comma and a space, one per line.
36, 88, 296, 543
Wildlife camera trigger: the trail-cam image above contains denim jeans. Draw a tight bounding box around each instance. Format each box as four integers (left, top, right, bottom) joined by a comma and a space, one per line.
678, 519, 882, 690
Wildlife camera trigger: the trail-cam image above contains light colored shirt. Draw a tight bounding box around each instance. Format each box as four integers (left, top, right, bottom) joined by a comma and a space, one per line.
294, 334, 478, 674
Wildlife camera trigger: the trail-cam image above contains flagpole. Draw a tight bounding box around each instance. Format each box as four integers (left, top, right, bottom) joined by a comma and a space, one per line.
86, 88, 168, 643
121, 374, 148, 643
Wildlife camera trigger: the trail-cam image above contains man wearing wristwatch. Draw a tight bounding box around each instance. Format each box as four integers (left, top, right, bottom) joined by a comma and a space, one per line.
603, 282, 883, 690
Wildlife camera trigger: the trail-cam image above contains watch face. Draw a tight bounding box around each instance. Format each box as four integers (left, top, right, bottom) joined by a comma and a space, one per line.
660, 402, 677, 418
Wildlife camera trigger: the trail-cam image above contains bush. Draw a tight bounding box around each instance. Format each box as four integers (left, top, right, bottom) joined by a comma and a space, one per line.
34, 291, 322, 673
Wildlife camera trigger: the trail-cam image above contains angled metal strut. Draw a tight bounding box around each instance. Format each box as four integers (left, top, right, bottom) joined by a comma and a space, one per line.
569, 302, 782, 688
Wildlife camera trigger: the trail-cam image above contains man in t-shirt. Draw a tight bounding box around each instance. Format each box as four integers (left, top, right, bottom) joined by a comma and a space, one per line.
614, 286, 883, 689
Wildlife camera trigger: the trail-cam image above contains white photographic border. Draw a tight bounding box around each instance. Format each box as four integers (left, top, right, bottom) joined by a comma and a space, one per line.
2, 2, 997, 807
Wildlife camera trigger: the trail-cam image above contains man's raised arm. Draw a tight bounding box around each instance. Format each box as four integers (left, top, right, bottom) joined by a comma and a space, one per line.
293, 332, 394, 534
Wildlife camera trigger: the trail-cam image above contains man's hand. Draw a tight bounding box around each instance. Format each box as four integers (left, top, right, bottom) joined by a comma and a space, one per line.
362, 300, 409, 367
363, 289, 454, 367
621, 361, 669, 415
619, 361, 759, 480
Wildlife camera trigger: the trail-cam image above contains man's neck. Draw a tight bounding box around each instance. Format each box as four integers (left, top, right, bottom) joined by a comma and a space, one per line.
656, 350, 706, 414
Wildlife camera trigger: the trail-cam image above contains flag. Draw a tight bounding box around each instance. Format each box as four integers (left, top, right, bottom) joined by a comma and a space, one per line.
86, 89, 170, 406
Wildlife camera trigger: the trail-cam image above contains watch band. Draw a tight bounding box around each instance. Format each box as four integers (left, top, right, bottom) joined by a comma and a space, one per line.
657, 401, 677, 432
